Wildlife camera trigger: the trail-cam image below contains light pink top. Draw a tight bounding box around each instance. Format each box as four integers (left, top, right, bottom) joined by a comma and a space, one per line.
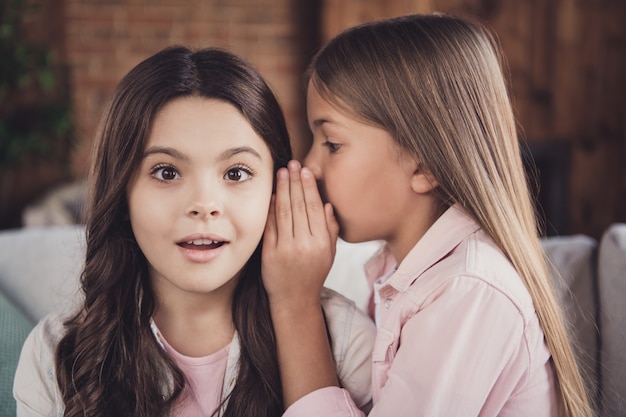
285, 205, 558, 417
156, 326, 230, 417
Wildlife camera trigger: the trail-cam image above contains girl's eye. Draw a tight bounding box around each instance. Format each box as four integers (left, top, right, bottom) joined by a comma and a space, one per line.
151, 165, 180, 182
323, 140, 341, 153
224, 166, 253, 182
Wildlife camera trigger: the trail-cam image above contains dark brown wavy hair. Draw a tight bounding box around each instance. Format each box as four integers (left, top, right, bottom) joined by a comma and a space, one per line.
55, 46, 291, 417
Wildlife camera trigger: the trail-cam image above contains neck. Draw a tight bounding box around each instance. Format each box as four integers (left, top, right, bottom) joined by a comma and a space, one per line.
388, 196, 447, 263
153, 279, 237, 357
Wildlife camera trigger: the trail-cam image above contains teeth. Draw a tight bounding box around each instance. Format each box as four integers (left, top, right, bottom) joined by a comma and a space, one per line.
187, 239, 218, 245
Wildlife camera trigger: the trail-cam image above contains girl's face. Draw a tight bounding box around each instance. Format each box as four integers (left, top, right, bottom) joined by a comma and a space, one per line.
304, 81, 430, 259
127, 97, 274, 302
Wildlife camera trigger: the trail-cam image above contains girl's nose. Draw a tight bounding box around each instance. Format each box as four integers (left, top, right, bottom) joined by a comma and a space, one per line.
187, 203, 221, 219
186, 183, 223, 220
303, 148, 322, 179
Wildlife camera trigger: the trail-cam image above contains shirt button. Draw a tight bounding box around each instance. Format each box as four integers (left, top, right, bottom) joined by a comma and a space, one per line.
384, 299, 392, 309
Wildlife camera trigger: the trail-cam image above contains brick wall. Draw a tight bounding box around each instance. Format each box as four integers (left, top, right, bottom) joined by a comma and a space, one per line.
64, 0, 320, 176
2, 0, 624, 236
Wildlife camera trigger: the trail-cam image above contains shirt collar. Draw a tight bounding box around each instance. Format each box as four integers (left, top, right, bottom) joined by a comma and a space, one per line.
366, 204, 481, 294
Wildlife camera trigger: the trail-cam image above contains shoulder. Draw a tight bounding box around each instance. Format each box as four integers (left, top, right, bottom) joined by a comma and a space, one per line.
24, 313, 69, 360
393, 230, 538, 346
416, 229, 535, 317
321, 287, 375, 340
463, 229, 535, 313
14, 314, 68, 417
392, 232, 545, 375
19, 313, 67, 363
321, 286, 358, 311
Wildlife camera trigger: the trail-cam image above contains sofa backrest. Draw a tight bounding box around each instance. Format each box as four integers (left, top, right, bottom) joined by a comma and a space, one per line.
0, 225, 85, 323
541, 235, 600, 407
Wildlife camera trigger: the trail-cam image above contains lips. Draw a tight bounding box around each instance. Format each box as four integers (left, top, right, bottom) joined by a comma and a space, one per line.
176, 235, 228, 263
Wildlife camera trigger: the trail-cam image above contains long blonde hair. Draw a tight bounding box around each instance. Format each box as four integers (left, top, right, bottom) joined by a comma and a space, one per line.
309, 14, 593, 417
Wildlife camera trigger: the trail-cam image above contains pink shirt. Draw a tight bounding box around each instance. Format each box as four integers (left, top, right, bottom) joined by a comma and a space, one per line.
285, 205, 558, 417
157, 326, 230, 417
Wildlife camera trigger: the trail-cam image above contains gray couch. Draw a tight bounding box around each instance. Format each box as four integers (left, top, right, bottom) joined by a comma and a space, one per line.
1, 225, 624, 415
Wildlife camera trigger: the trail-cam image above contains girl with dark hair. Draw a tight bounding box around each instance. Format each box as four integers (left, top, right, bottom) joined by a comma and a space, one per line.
13, 46, 375, 417
263, 14, 594, 417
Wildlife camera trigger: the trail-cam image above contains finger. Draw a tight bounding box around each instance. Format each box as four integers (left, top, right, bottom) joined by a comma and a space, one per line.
263, 194, 278, 248
300, 167, 327, 237
274, 167, 294, 240
287, 160, 311, 236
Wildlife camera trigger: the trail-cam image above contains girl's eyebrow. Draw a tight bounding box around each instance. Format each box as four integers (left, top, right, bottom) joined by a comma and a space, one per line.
143, 146, 263, 161
143, 146, 187, 160
312, 118, 333, 128
219, 146, 263, 161
312, 117, 347, 132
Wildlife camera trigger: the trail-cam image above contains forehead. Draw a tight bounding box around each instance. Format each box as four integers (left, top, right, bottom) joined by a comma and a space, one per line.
147, 96, 272, 158
307, 84, 349, 132
306, 80, 382, 131
307, 80, 344, 116
307, 82, 414, 161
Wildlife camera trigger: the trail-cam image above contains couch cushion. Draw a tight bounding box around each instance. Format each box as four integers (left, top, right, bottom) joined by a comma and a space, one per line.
598, 223, 626, 416
0, 291, 34, 416
0, 226, 85, 322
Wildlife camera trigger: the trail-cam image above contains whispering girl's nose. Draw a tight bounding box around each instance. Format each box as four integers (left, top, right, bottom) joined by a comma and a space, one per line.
303, 149, 322, 180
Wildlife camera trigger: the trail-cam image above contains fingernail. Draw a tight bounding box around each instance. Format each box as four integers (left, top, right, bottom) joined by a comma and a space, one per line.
301, 167, 312, 178
288, 160, 301, 171
277, 168, 288, 179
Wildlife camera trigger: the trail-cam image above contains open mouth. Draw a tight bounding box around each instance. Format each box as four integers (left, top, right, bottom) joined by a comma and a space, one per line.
177, 238, 226, 250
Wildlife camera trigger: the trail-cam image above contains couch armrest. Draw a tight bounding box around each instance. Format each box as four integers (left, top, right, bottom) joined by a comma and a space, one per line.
598, 223, 626, 416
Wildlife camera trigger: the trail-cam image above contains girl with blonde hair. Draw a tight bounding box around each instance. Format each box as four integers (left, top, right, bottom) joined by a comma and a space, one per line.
262, 13, 593, 417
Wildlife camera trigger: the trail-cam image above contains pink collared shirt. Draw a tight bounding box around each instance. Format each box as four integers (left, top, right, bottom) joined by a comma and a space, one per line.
285, 205, 558, 416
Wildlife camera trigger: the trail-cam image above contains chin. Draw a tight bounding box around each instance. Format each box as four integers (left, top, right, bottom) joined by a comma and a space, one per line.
338, 229, 363, 244
339, 223, 381, 244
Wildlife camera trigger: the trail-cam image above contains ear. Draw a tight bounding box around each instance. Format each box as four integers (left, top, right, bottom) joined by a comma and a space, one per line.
411, 164, 439, 194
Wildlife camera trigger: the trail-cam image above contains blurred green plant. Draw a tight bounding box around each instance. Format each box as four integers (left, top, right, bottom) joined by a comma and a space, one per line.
0, 0, 74, 173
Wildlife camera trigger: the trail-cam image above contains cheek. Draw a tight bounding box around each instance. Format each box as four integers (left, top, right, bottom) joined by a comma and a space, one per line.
128, 187, 151, 214
127, 185, 174, 241
247, 196, 270, 224
236, 185, 273, 235
324, 163, 356, 202
126, 188, 145, 231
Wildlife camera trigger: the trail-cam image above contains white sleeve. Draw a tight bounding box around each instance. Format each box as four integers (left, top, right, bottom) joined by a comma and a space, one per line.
321, 287, 376, 412
14, 316, 65, 417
